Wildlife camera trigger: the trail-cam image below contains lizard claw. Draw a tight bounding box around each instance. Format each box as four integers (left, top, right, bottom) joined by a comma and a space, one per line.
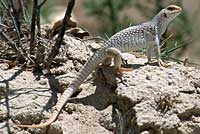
158, 59, 170, 68
122, 58, 128, 65
158, 59, 164, 67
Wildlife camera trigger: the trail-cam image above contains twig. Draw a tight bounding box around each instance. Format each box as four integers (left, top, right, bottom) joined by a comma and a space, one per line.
183, 57, 188, 66
0, 0, 26, 63
0, 23, 9, 28
19, 0, 29, 24
0, 0, 8, 9
0, 0, 21, 41
38, 0, 47, 8
44, 0, 76, 70
29, 0, 38, 54
35, 0, 47, 67
0, 30, 35, 64
0, 0, 34, 65
0, 30, 25, 60
37, 0, 47, 36
9, 0, 21, 34
0, 30, 18, 52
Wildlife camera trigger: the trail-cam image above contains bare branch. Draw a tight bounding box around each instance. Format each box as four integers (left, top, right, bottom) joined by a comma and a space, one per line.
0, 23, 9, 28
36, 0, 47, 35
0, 0, 9, 10
9, 0, 21, 35
29, 0, 38, 54
35, 0, 48, 67
0, 0, 33, 64
0, 0, 21, 42
19, 0, 29, 24
44, 0, 76, 70
38, 0, 47, 8
0, 30, 19, 53
0, 30, 35, 63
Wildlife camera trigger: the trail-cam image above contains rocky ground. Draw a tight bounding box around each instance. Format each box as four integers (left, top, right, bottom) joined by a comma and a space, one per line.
1, 36, 200, 134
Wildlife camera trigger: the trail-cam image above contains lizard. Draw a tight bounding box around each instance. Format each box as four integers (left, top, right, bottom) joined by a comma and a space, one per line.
13, 5, 182, 128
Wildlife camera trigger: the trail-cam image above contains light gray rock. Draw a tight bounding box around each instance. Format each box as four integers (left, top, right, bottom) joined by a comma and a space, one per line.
1, 35, 200, 134
101, 53, 200, 134
47, 121, 63, 134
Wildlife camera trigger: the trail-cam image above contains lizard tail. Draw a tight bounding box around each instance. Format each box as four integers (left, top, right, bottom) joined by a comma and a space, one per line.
12, 111, 57, 128
12, 50, 106, 128
13, 86, 75, 128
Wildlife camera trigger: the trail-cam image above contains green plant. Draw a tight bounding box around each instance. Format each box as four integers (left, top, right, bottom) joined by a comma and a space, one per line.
84, 0, 134, 37
84, 0, 198, 61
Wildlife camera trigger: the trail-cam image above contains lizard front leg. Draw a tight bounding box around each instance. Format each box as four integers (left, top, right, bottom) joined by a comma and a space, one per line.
147, 43, 153, 64
155, 30, 164, 67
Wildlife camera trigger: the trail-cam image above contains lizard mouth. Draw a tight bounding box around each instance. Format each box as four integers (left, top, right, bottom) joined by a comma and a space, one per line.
166, 5, 182, 13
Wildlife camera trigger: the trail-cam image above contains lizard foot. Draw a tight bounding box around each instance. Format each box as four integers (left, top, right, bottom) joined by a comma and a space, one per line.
115, 67, 134, 74
146, 60, 170, 68
158, 60, 171, 68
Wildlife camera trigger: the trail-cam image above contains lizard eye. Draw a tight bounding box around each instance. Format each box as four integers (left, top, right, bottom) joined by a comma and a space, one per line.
163, 13, 167, 18
166, 6, 177, 11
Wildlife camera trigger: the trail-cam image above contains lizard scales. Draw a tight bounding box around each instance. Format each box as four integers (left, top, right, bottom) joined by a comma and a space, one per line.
14, 5, 182, 128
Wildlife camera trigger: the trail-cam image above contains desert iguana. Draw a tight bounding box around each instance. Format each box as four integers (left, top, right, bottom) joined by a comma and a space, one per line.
13, 5, 182, 128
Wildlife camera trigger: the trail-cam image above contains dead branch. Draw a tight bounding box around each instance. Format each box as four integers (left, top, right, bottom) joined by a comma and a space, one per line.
0, 30, 31, 63
19, 0, 29, 24
29, 0, 38, 54
9, 0, 21, 35
0, 0, 28, 65
37, 0, 47, 36
44, 0, 76, 70
0, 23, 9, 28
38, 0, 47, 8
35, 0, 47, 67
0, 0, 21, 41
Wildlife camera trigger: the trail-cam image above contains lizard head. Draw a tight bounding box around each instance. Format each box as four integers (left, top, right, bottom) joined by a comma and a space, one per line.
153, 5, 182, 34
162, 5, 182, 21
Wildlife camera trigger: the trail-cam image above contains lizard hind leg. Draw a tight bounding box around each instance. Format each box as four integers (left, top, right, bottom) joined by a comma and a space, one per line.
106, 47, 133, 74
102, 57, 112, 66
114, 55, 134, 73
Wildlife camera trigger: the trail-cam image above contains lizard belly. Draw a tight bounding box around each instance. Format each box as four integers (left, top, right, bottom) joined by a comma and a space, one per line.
120, 37, 148, 53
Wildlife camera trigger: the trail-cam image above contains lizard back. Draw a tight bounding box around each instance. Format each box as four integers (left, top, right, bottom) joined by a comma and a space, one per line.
107, 22, 156, 52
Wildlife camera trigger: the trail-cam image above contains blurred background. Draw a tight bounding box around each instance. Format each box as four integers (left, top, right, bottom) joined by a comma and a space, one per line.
3, 0, 200, 67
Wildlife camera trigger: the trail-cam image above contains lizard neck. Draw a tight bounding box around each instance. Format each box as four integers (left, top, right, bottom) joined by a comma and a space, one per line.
151, 14, 168, 36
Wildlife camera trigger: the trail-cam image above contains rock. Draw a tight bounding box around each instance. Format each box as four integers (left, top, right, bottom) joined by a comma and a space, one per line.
16, 130, 31, 134
47, 121, 63, 134
12, 111, 44, 125
0, 63, 8, 70
0, 110, 7, 122
1, 35, 200, 134
101, 53, 200, 134
98, 106, 116, 131
27, 127, 47, 134
140, 131, 150, 134
197, 88, 200, 94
